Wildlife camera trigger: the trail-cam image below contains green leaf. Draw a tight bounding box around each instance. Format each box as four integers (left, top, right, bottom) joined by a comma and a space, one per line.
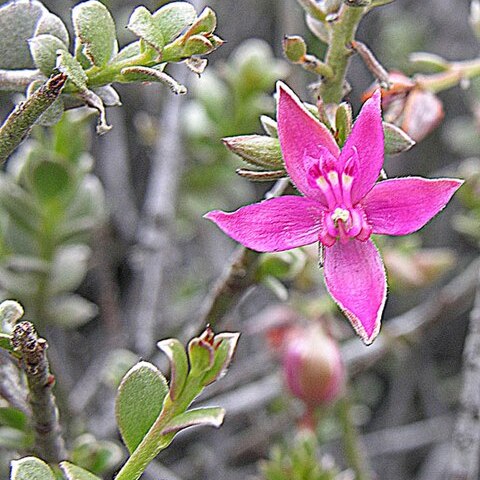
157, 338, 188, 400
0, 427, 31, 450
260, 115, 278, 137
335, 102, 353, 148
49, 245, 90, 295
0, 333, 14, 354
161, 407, 225, 435
72, 0, 118, 67
30, 160, 73, 203
56, 51, 88, 91
383, 122, 416, 154
120, 66, 187, 95
0, 174, 41, 234
0, 0, 47, 69
10, 456, 55, 480
59, 462, 101, 480
202, 332, 240, 385
0, 408, 28, 430
47, 295, 98, 328
188, 338, 214, 377
111, 41, 141, 63
153, 2, 196, 44
116, 361, 168, 454
34, 12, 70, 46
29, 34, 68, 75
127, 7, 165, 53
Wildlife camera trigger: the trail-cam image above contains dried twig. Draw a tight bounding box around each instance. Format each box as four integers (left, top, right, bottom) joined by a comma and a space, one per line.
446, 264, 480, 480
12, 321, 67, 463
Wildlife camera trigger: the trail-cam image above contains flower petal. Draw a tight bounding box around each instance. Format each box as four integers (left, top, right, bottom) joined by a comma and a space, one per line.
362, 177, 463, 235
277, 82, 340, 203
204, 196, 325, 252
324, 239, 386, 344
338, 90, 384, 204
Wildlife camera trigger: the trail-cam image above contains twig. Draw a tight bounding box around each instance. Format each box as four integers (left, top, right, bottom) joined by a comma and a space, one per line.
0, 72, 67, 164
189, 178, 291, 338
126, 68, 188, 356
343, 257, 480, 374
96, 108, 139, 243
12, 321, 67, 463
446, 264, 480, 480
363, 415, 454, 457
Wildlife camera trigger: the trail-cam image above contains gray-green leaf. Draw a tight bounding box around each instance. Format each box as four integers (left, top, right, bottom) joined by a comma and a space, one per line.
383, 122, 416, 155
72, 0, 118, 67
56, 50, 88, 91
153, 2, 197, 43
34, 12, 69, 46
116, 362, 168, 454
0, 0, 47, 69
59, 462, 101, 480
29, 34, 68, 76
127, 7, 165, 53
161, 407, 225, 435
10, 456, 55, 480
157, 338, 188, 400
47, 294, 98, 328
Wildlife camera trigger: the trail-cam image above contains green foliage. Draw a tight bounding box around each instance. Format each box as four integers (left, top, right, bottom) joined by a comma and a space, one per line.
113, 328, 239, 480
260, 432, 345, 480
116, 362, 169, 454
59, 461, 102, 480
10, 457, 55, 480
0, 111, 104, 328
0, 0, 223, 130
70, 434, 123, 476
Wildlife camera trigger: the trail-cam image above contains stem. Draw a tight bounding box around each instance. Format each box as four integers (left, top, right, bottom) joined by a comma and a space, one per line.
416, 58, 480, 93
446, 266, 480, 480
337, 395, 373, 480
114, 379, 202, 480
319, 4, 366, 103
0, 72, 67, 164
11, 321, 67, 463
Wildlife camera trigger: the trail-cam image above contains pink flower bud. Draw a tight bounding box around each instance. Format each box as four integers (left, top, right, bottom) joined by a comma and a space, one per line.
282, 325, 345, 407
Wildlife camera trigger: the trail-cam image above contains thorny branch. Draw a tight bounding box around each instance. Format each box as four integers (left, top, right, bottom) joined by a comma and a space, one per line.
12, 321, 67, 463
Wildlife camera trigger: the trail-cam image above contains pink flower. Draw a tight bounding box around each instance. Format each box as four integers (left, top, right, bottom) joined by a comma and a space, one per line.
205, 82, 462, 345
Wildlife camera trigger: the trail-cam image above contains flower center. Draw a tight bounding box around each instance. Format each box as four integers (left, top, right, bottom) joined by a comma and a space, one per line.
307, 149, 372, 247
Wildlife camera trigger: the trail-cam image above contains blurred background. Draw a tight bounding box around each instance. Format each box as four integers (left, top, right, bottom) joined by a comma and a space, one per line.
0, 0, 479, 479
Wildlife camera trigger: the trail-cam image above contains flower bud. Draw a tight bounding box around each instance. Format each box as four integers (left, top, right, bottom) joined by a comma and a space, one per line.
282, 325, 344, 406
362, 71, 444, 142
222, 135, 283, 169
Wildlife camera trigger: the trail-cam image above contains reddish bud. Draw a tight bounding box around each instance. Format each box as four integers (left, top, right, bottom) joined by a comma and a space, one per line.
363, 71, 444, 142
282, 325, 345, 407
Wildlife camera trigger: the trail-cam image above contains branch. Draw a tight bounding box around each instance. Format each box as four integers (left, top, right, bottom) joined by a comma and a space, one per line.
446, 264, 480, 480
343, 257, 480, 374
0, 72, 67, 164
12, 321, 67, 463
188, 178, 291, 338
